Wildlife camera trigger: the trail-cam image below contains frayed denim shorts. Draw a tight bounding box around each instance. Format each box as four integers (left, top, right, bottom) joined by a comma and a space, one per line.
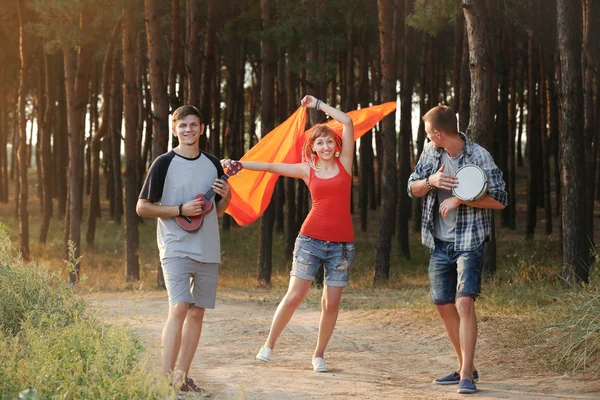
291, 234, 355, 287
428, 238, 484, 305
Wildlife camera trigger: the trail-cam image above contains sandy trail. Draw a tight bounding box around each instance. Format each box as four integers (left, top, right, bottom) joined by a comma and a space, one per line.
90, 292, 600, 399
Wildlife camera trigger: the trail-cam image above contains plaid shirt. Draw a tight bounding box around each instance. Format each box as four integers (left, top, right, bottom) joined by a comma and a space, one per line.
408, 133, 508, 251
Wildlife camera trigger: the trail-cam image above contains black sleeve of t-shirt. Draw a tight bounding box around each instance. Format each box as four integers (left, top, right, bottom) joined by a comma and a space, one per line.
202, 151, 225, 203
139, 151, 176, 203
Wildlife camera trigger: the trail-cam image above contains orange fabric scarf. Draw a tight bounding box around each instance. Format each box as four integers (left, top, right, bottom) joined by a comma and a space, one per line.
225, 102, 397, 225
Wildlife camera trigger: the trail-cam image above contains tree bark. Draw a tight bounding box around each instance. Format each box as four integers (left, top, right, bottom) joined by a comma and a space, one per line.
87, 17, 122, 244
168, 0, 184, 109
111, 52, 124, 224
39, 53, 55, 243
144, 0, 170, 159
185, 0, 201, 108
123, 1, 140, 281
55, 54, 69, 219
397, 0, 414, 259
64, 13, 93, 284
557, 0, 590, 284
16, 0, 32, 260
257, 0, 276, 287
202, 0, 217, 153
374, 0, 397, 284
463, 0, 496, 276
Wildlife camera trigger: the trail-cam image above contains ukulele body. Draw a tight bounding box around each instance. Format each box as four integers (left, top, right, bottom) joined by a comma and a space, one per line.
175, 193, 214, 232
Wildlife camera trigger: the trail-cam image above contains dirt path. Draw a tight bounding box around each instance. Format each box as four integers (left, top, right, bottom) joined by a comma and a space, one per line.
90, 292, 600, 400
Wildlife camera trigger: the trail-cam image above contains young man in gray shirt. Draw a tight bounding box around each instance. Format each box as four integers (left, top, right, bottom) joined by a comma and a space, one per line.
137, 105, 231, 394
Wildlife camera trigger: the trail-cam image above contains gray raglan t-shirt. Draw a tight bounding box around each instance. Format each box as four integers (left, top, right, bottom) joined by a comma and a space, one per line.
139, 150, 224, 263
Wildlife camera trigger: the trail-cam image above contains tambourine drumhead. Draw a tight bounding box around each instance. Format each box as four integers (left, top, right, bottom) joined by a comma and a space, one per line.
452, 164, 488, 202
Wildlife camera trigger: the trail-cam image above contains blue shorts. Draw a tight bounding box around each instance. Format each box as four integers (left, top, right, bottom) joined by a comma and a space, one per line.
428, 238, 484, 305
291, 234, 355, 287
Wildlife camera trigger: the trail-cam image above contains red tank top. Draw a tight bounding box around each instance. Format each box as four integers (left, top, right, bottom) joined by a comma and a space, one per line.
299, 159, 354, 242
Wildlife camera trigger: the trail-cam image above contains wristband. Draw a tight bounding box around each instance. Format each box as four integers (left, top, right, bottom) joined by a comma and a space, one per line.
178, 203, 183, 217
425, 176, 435, 191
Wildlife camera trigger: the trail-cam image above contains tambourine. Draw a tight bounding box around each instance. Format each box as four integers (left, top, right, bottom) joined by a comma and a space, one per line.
452, 164, 488, 202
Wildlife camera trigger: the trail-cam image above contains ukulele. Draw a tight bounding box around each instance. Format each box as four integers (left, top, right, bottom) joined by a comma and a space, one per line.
175, 160, 243, 232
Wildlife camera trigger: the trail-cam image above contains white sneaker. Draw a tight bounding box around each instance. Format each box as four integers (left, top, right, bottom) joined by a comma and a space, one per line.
312, 357, 328, 372
256, 346, 272, 362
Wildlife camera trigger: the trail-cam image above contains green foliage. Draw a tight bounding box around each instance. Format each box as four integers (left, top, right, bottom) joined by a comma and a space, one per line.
542, 291, 600, 377
0, 231, 172, 399
27, 0, 124, 54
407, 0, 460, 36
0, 231, 85, 335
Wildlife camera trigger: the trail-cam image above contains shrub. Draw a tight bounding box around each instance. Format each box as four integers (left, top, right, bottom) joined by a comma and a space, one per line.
0, 230, 172, 399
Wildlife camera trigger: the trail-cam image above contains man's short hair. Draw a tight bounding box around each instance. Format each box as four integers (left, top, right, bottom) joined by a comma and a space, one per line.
422, 105, 458, 135
172, 105, 205, 125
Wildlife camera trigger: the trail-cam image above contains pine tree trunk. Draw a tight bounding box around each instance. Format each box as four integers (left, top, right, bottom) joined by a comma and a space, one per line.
583, 0, 598, 249
169, 0, 183, 109
87, 18, 122, 244
185, 0, 201, 107
463, 0, 496, 276
506, 29, 517, 230
539, 54, 552, 235
55, 54, 69, 218
202, 0, 217, 153
257, 0, 276, 287
111, 53, 124, 224
144, 0, 170, 159
557, 0, 590, 284
374, 0, 397, 284
16, 0, 31, 260
0, 96, 8, 203
284, 62, 297, 259
123, 1, 140, 281
39, 53, 55, 243
397, 0, 414, 259
525, 31, 539, 239
64, 13, 93, 284
274, 49, 286, 233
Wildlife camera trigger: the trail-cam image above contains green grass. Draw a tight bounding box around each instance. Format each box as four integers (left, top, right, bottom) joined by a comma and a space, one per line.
0, 229, 174, 399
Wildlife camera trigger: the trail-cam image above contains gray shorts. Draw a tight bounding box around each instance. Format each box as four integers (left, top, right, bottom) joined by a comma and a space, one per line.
161, 257, 219, 309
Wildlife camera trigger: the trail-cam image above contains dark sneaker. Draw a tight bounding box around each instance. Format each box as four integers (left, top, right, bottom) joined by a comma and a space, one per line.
433, 370, 479, 385
457, 378, 477, 394
180, 378, 211, 397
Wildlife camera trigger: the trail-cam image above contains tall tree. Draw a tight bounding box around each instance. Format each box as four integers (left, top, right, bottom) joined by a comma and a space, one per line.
39, 53, 55, 243
64, 12, 93, 284
202, 0, 218, 154
16, 0, 33, 260
144, 0, 170, 159
397, 0, 414, 259
87, 17, 122, 244
123, 0, 140, 281
463, 0, 497, 276
257, 0, 276, 286
556, 0, 590, 284
374, 0, 397, 284
144, 0, 171, 288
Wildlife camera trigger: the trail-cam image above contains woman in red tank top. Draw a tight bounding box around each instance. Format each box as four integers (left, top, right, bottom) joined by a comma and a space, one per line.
224, 94, 355, 373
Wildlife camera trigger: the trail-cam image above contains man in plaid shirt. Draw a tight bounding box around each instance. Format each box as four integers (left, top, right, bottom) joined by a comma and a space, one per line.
408, 105, 507, 394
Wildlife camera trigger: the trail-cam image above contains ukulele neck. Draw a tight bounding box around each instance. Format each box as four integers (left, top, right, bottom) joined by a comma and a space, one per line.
203, 174, 230, 201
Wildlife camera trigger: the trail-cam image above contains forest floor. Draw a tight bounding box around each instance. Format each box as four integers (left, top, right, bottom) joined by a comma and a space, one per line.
90, 291, 600, 400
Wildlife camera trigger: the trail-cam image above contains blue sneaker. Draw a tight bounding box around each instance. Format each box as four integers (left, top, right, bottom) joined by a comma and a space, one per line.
433, 370, 479, 385
457, 378, 477, 394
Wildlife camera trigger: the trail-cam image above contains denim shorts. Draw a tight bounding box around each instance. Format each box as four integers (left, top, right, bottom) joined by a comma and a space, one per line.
428, 238, 484, 305
291, 234, 355, 287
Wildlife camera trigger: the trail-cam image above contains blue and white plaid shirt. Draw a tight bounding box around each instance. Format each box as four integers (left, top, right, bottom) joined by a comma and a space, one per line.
408, 133, 508, 251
